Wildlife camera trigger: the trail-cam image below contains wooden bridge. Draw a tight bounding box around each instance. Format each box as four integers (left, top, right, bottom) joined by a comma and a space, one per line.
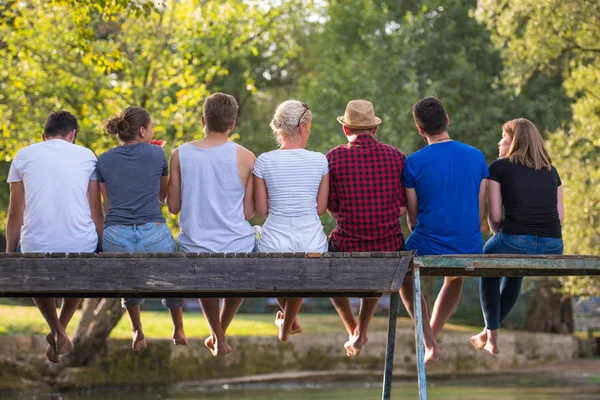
1, 251, 599, 400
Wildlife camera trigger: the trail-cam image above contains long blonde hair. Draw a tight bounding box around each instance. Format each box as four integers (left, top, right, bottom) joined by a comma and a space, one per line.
503, 118, 552, 170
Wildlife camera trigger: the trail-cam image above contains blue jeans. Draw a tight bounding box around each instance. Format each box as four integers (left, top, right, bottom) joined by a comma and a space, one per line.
480, 232, 563, 330
102, 222, 184, 310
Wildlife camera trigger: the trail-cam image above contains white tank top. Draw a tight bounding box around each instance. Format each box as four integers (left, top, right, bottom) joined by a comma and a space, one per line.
177, 142, 254, 253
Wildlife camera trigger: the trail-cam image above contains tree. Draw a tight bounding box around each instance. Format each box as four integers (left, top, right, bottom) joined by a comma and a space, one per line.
0, 0, 307, 376
476, 0, 600, 298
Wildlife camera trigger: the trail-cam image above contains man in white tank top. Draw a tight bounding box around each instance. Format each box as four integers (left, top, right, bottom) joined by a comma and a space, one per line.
167, 92, 256, 357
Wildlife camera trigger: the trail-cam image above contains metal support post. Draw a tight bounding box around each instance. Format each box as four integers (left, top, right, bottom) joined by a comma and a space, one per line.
413, 265, 428, 399
382, 291, 399, 400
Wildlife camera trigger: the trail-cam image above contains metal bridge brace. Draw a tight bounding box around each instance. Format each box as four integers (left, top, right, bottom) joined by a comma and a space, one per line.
412, 264, 428, 399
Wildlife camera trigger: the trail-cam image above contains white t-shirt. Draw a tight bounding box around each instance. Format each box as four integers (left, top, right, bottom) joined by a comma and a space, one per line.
253, 149, 329, 217
7, 139, 99, 252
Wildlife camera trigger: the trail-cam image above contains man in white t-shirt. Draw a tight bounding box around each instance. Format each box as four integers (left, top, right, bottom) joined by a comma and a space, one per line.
5, 111, 104, 363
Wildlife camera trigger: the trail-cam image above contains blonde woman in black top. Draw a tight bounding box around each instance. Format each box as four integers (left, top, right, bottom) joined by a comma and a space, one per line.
470, 118, 564, 355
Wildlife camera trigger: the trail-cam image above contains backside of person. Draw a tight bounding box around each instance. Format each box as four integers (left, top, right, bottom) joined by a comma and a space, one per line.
97, 106, 185, 352
327, 99, 408, 357
253, 100, 329, 342
400, 97, 488, 364
471, 118, 564, 355
168, 92, 256, 357
5, 111, 103, 363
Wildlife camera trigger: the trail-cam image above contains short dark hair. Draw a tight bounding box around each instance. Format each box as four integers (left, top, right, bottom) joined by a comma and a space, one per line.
412, 97, 447, 135
203, 92, 238, 133
44, 111, 79, 138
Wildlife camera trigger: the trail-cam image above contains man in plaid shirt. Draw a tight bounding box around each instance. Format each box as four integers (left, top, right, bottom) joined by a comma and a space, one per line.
327, 100, 407, 356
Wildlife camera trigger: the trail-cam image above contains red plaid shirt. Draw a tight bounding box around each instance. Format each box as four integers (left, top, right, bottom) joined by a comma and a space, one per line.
327, 134, 407, 252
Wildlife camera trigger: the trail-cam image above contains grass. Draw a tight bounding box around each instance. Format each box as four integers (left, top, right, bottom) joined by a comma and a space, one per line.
0, 304, 481, 339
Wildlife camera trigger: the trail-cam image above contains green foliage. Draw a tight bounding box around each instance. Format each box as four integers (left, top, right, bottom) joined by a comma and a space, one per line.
476, 0, 600, 296
299, 0, 570, 158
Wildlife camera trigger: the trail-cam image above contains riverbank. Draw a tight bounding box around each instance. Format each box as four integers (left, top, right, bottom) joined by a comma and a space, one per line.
0, 328, 583, 391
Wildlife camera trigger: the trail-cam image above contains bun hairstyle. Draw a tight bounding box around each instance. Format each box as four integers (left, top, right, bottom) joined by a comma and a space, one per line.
104, 106, 151, 142
270, 100, 311, 145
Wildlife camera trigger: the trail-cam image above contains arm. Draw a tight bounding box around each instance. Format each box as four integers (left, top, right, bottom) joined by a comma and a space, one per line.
159, 176, 168, 205
6, 182, 25, 252
99, 182, 110, 211
88, 180, 104, 248
558, 186, 565, 225
487, 179, 502, 234
253, 175, 268, 218
405, 188, 418, 233
240, 148, 256, 220
326, 171, 339, 220
243, 166, 255, 220
167, 149, 182, 214
479, 178, 487, 229
316, 173, 329, 216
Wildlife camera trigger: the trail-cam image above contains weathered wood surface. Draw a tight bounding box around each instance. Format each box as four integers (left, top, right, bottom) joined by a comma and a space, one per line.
0, 252, 412, 298
414, 254, 600, 277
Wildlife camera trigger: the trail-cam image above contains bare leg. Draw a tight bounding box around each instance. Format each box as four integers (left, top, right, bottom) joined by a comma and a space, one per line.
276, 298, 302, 334
470, 328, 487, 351
430, 276, 465, 337
279, 298, 303, 342
169, 307, 188, 346
33, 298, 75, 357
330, 297, 357, 337
199, 298, 231, 357
126, 305, 147, 351
44, 298, 81, 362
484, 328, 500, 355
345, 298, 378, 356
220, 298, 244, 335
400, 279, 440, 364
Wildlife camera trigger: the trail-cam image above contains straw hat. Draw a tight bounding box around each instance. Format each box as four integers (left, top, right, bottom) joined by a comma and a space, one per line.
337, 100, 382, 129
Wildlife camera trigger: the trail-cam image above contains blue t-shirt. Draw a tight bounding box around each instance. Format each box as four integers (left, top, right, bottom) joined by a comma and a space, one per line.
402, 141, 488, 255
96, 143, 168, 227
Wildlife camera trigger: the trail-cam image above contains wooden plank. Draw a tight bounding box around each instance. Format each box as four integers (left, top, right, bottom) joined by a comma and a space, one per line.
0, 257, 402, 298
413, 254, 600, 276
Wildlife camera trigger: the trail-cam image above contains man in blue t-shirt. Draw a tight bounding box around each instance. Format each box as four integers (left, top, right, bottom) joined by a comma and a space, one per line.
401, 97, 488, 364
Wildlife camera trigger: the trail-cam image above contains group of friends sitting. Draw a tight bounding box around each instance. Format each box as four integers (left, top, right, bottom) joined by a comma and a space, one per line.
5, 94, 564, 366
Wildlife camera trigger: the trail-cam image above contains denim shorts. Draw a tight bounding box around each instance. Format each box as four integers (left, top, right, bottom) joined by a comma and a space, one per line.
102, 222, 184, 310
483, 231, 564, 255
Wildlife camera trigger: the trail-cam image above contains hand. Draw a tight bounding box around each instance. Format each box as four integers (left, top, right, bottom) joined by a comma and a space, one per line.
150, 139, 166, 148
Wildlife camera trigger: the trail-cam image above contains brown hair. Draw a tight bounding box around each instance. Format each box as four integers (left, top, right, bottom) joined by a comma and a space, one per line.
104, 106, 151, 142
203, 92, 238, 133
503, 118, 552, 170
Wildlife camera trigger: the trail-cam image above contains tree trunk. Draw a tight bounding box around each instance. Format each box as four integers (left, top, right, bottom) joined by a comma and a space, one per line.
46, 298, 124, 377
525, 278, 573, 333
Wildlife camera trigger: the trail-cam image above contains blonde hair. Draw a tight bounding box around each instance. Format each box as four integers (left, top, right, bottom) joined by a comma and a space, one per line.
270, 100, 311, 145
503, 118, 552, 170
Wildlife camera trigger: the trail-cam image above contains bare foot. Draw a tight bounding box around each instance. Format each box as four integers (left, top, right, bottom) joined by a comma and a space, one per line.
470, 330, 487, 351
424, 341, 440, 365
54, 330, 74, 355
173, 328, 188, 346
275, 311, 302, 340
132, 330, 147, 352
291, 318, 302, 335
344, 334, 365, 357
483, 340, 499, 355
45, 333, 59, 363
205, 336, 232, 357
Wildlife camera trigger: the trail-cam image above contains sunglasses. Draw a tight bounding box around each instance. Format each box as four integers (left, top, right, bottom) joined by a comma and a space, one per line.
297, 103, 310, 127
